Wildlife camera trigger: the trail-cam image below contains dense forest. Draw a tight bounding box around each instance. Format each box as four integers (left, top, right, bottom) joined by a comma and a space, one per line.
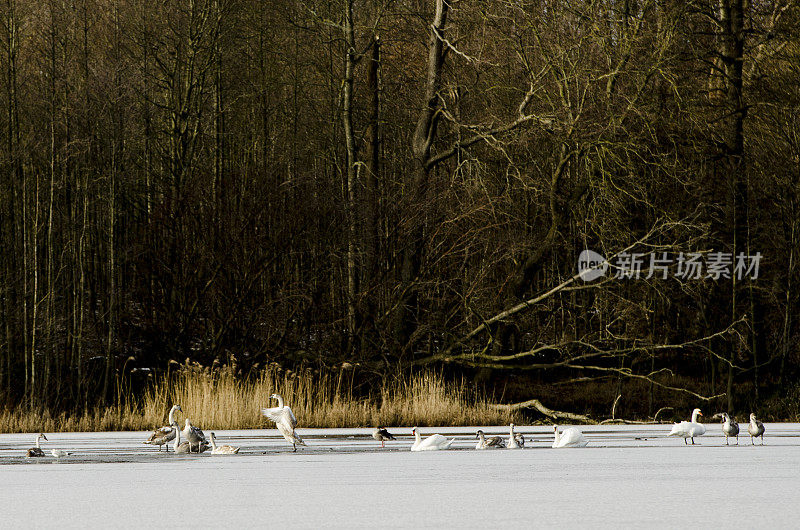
0, 0, 798, 419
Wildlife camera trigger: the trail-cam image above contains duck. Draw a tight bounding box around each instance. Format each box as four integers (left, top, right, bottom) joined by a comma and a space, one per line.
475, 430, 505, 449
143, 404, 183, 452
748, 413, 765, 445
552, 426, 588, 448
209, 432, 240, 454
410, 427, 454, 451
715, 412, 739, 445
372, 427, 395, 448
261, 393, 306, 451
26, 433, 48, 457
182, 419, 208, 453
668, 408, 705, 445
506, 423, 522, 449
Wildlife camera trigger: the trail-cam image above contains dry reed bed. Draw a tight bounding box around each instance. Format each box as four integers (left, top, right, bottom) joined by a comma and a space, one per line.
0, 367, 519, 433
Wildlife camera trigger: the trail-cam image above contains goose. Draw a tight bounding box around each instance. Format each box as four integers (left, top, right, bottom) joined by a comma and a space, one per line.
410, 427, 454, 451
669, 408, 705, 445
715, 413, 739, 445
372, 427, 395, 448
507, 423, 522, 449
475, 430, 505, 449
209, 432, 240, 454
143, 404, 183, 452
261, 393, 306, 451
26, 433, 48, 457
172, 422, 208, 454
182, 419, 208, 453
748, 413, 765, 445
552, 426, 588, 448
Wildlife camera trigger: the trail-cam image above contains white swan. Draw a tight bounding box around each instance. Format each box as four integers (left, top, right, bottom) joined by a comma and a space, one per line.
507, 423, 522, 449
552, 426, 588, 448
172, 422, 208, 454
50, 449, 71, 458
372, 427, 395, 448
144, 404, 183, 452
26, 433, 48, 457
716, 412, 739, 445
669, 408, 705, 444
410, 427, 454, 451
748, 413, 765, 445
261, 393, 306, 451
182, 419, 208, 453
475, 430, 505, 449
209, 432, 240, 454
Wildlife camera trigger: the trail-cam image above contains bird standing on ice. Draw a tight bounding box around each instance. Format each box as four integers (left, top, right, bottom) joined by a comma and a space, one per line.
410, 427, 454, 451
182, 419, 209, 453
262, 393, 306, 451
144, 404, 183, 452
552, 426, 588, 448
26, 433, 48, 457
714, 412, 739, 445
748, 413, 765, 445
372, 427, 395, 448
669, 408, 705, 445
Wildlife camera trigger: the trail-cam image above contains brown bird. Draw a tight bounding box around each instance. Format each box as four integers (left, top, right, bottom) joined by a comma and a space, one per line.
372, 427, 396, 448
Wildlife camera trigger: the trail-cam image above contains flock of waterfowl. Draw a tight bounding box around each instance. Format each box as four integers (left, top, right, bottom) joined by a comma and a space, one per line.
667, 408, 766, 446
21, 400, 769, 458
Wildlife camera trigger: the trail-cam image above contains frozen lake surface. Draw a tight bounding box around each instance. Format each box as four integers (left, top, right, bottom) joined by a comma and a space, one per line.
2, 423, 799, 528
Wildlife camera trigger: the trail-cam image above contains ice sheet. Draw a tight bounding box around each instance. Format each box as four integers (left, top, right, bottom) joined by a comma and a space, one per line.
1, 424, 798, 528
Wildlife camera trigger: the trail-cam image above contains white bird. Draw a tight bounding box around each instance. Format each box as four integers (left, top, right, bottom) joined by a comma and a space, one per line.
669, 408, 706, 445
748, 413, 765, 445
261, 393, 306, 451
552, 426, 588, 448
475, 430, 505, 449
50, 449, 71, 458
143, 404, 183, 452
372, 427, 395, 448
506, 423, 522, 449
26, 433, 48, 457
410, 427, 454, 451
172, 422, 208, 454
209, 432, 240, 454
182, 419, 208, 453
715, 412, 739, 445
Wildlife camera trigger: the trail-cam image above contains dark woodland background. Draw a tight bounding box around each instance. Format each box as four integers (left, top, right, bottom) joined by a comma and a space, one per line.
0, 0, 798, 418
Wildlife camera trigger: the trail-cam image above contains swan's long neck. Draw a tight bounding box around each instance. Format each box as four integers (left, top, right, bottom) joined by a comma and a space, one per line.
509, 425, 515, 437
168, 406, 178, 425
554, 427, 561, 444
210, 434, 218, 450
173, 423, 181, 451
478, 431, 485, 443
36, 435, 42, 448
691, 410, 700, 423
414, 431, 421, 444
275, 395, 285, 409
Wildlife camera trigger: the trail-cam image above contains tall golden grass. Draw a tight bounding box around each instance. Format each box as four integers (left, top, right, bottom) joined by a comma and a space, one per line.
0, 363, 520, 433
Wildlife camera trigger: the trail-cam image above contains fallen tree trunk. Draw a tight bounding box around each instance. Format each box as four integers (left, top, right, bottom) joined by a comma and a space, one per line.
491, 399, 595, 424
